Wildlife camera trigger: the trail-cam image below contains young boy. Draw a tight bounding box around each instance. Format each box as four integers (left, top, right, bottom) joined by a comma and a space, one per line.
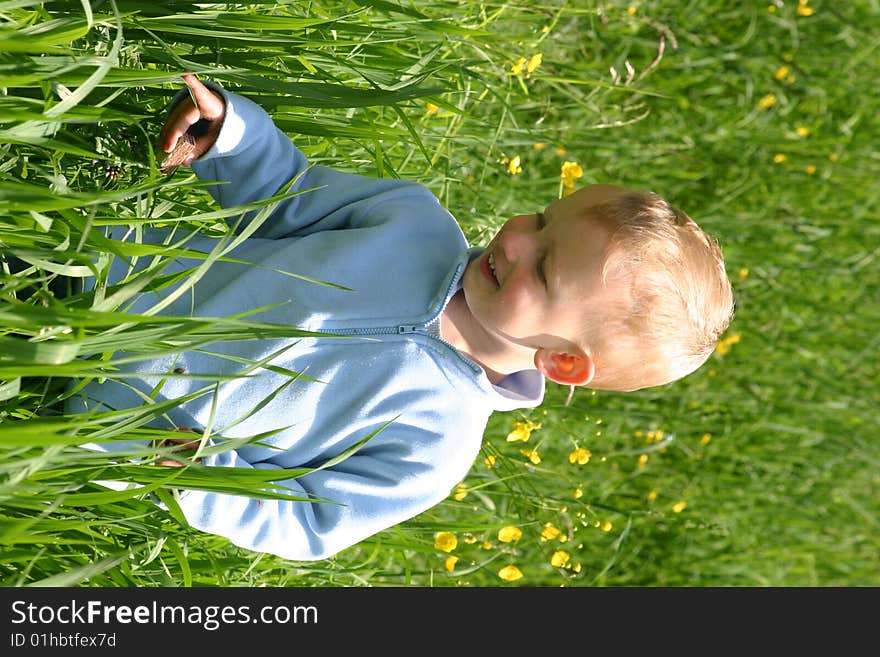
70, 75, 734, 561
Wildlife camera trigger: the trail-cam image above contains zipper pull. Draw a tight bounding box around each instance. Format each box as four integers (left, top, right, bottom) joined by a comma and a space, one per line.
398, 325, 421, 334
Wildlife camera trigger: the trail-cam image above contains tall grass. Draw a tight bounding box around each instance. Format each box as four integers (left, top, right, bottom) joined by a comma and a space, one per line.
1, 0, 877, 586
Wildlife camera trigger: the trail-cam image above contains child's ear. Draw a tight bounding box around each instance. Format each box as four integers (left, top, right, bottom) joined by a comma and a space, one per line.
534, 348, 595, 386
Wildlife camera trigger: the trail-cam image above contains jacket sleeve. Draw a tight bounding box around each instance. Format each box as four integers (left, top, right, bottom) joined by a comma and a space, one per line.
174, 421, 471, 561
190, 85, 418, 240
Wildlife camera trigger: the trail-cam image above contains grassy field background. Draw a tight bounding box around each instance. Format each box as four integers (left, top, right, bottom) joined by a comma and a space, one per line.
1, 0, 877, 586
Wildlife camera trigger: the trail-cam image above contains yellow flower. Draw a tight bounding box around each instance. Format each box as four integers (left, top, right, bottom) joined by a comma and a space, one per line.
540, 523, 561, 542
829, 153, 839, 162
738, 267, 749, 279
510, 57, 526, 75
498, 565, 523, 581
806, 165, 816, 175
774, 65, 789, 81
550, 550, 570, 567
526, 53, 542, 75
773, 153, 787, 163
482, 540, 493, 550
637, 454, 648, 467
767, 4, 776, 12
533, 142, 546, 150
434, 531, 457, 552
506, 420, 540, 442
507, 155, 522, 175
444, 555, 458, 572
484, 454, 496, 469
626, 6, 637, 15
700, 433, 712, 446
568, 447, 592, 465
573, 487, 583, 500
647, 490, 658, 502
796, 4, 814, 16
520, 448, 541, 465
600, 520, 612, 532
672, 500, 687, 513
795, 126, 810, 137
498, 525, 523, 543
453, 483, 468, 501
758, 93, 777, 110
560, 160, 583, 189
425, 101, 439, 114
555, 146, 567, 156
573, 563, 582, 573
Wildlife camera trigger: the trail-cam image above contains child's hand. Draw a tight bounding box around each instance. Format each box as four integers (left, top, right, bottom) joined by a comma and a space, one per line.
158, 74, 226, 171
152, 427, 203, 467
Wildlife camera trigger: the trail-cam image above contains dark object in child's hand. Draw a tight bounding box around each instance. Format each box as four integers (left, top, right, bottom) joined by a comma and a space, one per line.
160, 132, 197, 174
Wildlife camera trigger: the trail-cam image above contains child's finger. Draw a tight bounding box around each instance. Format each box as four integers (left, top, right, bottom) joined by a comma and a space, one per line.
182, 74, 224, 120
159, 102, 202, 153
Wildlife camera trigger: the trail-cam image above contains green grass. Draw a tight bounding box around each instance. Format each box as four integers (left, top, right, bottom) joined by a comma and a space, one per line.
1, 0, 877, 586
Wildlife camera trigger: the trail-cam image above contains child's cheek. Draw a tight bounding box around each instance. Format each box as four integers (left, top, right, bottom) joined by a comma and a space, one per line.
499, 277, 537, 325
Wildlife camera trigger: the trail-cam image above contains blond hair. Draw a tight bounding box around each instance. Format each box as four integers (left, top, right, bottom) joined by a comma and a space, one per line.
585, 190, 734, 391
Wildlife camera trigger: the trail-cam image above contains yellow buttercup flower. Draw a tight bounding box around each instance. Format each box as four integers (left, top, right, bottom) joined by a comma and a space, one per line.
738, 268, 749, 279
600, 520, 612, 532
533, 142, 546, 150
700, 433, 712, 446
774, 65, 789, 81
796, 126, 810, 137
425, 101, 439, 114
498, 525, 523, 543
568, 447, 592, 465
758, 93, 777, 110
573, 487, 583, 500
560, 161, 583, 190
484, 454, 496, 469
482, 540, 493, 550
507, 155, 522, 175
715, 330, 742, 356
550, 550, 570, 567
434, 531, 458, 552
806, 165, 816, 175
796, 3, 814, 16
498, 565, 523, 582
573, 563, 582, 573
511, 57, 526, 75
453, 483, 468, 501
506, 420, 540, 442
540, 523, 561, 542
444, 555, 458, 572
672, 500, 687, 513
520, 448, 541, 465
773, 153, 787, 164
647, 490, 658, 502
637, 454, 648, 467
526, 53, 542, 75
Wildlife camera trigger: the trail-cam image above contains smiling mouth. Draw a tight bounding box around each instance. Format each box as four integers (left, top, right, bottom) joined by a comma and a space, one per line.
488, 251, 499, 285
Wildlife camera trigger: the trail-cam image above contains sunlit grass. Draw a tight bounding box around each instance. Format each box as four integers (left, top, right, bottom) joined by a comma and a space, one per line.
1, 0, 877, 586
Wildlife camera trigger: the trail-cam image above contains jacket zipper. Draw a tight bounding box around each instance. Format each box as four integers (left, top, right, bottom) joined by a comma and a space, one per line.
315, 262, 481, 374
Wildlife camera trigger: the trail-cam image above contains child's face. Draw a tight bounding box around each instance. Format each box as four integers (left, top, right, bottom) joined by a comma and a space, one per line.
462, 185, 629, 358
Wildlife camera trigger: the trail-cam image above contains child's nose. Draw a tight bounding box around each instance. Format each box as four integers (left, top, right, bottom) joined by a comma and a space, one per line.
501, 221, 538, 263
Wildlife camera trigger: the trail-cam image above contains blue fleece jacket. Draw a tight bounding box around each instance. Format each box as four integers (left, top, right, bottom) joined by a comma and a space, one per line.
69, 86, 544, 560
